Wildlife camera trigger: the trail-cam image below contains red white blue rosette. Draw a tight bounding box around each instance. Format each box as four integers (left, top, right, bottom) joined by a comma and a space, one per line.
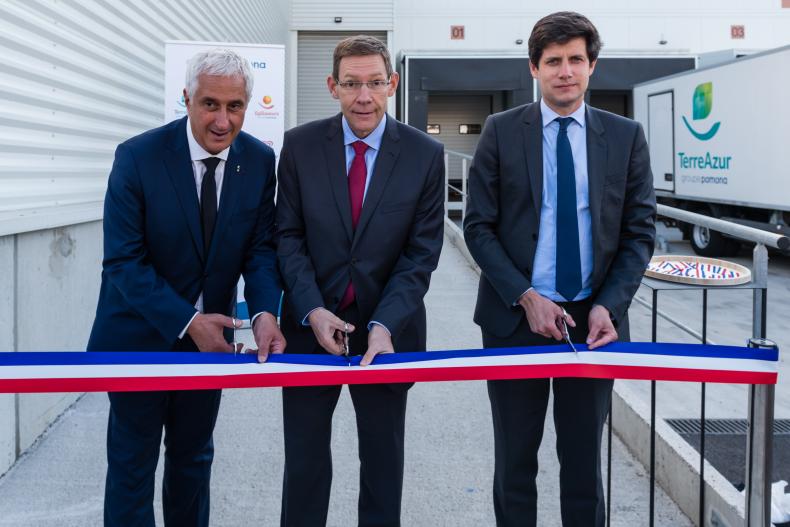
645, 255, 751, 286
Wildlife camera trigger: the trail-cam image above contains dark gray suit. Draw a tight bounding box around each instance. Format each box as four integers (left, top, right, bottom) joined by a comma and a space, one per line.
276, 113, 445, 527
463, 102, 655, 526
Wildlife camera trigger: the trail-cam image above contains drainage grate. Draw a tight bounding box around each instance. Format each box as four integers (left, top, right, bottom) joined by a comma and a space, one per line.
667, 418, 790, 435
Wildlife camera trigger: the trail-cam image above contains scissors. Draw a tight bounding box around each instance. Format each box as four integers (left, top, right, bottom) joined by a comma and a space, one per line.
559, 308, 578, 356
343, 321, 351, 366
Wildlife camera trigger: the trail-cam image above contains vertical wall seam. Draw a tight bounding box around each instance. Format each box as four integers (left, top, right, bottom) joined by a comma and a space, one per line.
13, 234, 20, 458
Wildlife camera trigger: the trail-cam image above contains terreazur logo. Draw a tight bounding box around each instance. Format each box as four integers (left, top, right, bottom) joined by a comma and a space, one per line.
682, 82, 721, 141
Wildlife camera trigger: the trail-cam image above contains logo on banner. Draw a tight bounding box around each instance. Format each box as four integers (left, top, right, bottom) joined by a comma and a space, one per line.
682, 82, 721, 141
251, 61, 267, 69
173, 93, 187, 117
255, 95, 279, 118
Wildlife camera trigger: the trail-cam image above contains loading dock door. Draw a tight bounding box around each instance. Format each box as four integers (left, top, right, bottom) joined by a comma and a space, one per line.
427, 94, 492, 179
648, 91, 675, 192
297, 31, 387, 126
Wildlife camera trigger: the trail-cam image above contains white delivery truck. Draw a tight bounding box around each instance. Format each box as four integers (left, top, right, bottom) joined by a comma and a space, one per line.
632, 45, 790, 256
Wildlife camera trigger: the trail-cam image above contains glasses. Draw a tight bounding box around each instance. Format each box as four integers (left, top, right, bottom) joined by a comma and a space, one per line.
335, 79, 391, 92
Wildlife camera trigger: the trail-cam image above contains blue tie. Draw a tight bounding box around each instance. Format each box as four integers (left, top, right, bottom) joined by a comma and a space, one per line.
555, 117, 582, 302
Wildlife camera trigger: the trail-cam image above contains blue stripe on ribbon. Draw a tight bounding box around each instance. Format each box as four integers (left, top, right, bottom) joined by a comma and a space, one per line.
0, 342, 777, 367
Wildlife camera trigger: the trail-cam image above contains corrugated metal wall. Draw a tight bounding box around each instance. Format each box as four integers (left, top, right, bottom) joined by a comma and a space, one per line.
0, 0, 289, 237
296, 31, 388, 126
292, 0, 393, 30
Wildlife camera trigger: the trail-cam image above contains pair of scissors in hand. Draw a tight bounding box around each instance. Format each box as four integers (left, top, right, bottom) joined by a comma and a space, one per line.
559, 308, 578, 356
343, 322, 351, 366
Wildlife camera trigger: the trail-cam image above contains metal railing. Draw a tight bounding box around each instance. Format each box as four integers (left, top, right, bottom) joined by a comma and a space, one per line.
444, 149, 786, 526
655, 205, 785, 527
443, 150, 472, 220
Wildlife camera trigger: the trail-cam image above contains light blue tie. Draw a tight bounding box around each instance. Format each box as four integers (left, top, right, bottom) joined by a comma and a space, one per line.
555, 117, 582, 302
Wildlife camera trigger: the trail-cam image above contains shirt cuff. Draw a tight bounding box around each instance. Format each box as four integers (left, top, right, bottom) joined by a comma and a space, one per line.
367, 321, 391, 336
302, 307, 321, 326
513, 287, 534, 306
250, 311, 266, 328
179, 311, 200, 339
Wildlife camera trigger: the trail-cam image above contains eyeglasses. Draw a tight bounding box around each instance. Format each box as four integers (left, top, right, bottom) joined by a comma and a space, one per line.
335, 79, 391, 92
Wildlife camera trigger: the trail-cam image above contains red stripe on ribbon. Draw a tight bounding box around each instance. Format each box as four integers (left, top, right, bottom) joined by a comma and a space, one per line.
0, 364, 776, 393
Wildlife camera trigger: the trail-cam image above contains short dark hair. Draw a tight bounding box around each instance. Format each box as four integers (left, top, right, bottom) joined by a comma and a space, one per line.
332, 35, 393, 80
528, 11, 603, 68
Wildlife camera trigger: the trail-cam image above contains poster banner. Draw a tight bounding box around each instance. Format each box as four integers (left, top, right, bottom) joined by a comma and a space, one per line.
164, 41, 285, 156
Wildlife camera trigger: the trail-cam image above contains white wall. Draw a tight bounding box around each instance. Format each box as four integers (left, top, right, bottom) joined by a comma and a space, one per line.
394, 0, 790, 54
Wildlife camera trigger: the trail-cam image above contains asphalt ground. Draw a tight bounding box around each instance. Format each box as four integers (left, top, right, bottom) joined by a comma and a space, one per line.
0, 237, 692, 526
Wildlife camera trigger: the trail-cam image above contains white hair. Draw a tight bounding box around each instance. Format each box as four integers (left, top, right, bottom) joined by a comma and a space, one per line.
185, 48, 253, 101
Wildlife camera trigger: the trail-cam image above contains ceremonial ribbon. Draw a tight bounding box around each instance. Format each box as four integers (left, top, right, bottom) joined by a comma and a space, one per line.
0, 342, 777, 394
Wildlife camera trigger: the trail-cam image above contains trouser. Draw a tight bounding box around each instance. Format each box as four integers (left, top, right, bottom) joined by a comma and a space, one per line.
104, 388, 222, 527
280, 302, 409, 527
484, 298, 613, 527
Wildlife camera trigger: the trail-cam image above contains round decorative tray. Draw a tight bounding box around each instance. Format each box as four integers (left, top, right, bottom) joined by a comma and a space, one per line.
645, 255, 752, 286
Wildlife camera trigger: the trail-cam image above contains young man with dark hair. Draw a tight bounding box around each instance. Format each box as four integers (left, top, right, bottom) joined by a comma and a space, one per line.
464, 11, 656, 527
276, 34, 445, 527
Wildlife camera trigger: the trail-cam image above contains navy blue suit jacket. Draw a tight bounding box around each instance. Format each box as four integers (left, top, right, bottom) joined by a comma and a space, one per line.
88, 117, 281, 351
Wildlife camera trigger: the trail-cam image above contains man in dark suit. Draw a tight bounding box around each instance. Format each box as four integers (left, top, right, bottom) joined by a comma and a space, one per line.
87, 49, 285, 526
276, 35, 445, 527
463, 12, 656, 527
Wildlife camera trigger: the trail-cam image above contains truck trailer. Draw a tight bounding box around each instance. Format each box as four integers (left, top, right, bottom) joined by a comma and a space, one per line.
633, 45, 790, 255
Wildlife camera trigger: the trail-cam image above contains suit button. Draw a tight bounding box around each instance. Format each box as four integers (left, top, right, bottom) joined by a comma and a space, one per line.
351, 258, 359, 265
531, 233, 538, 241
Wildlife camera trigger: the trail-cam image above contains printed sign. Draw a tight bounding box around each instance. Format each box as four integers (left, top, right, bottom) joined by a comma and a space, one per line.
164, 41, 285, 156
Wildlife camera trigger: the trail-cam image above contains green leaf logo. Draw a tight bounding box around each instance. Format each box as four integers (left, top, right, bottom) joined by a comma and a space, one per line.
692, 82, 713, 120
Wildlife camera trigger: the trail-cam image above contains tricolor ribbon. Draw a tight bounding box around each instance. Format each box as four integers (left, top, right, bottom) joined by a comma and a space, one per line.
0, 342, 777, 394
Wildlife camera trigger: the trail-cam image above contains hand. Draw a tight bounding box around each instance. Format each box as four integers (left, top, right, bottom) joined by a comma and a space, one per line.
308, 308, 355, 356
586, 305, 618, 350
361, 324, 394, 366
517, 289, 575, 341
187, 313, 242, 353
251, 312, 287, 363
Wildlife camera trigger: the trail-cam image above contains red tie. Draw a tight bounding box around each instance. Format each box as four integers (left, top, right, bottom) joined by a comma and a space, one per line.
338, 141, 369, 310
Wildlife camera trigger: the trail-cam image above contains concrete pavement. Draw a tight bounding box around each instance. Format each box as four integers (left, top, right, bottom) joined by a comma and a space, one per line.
0, 236, 691, 526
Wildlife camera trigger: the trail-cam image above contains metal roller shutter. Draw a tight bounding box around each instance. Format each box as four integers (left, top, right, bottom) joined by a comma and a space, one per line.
296, 31, 387, 126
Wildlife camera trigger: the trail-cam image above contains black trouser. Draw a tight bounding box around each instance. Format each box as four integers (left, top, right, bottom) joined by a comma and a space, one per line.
280, 303, 409, 527
484, 299, 613, 527
104, 388, 222, 527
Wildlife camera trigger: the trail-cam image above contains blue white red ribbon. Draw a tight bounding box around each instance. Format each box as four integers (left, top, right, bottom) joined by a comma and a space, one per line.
0, 342, 777, 393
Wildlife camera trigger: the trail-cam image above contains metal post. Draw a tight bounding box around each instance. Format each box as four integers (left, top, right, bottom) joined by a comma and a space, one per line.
444, 153, 449, 219
745, 243, 774, 527
461, 157, 468, 220
649, 289, 657, 527
607, 399, 612, 527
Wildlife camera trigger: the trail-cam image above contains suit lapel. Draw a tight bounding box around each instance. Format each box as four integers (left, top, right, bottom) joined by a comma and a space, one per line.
585, 107, 607, 248
353, 116, 400, 248
522, 103, 544, 216
165, 118, 205, 262
206, 141, 244, 269
324, 115, 354, 242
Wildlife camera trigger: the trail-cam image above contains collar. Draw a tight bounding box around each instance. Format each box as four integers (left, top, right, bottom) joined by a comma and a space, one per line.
186, 118, 230, 162
342, 113, 387, 151
540, 99, 586, 129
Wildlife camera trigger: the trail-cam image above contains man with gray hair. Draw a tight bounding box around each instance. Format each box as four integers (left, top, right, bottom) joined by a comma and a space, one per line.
88, 48, 285, 526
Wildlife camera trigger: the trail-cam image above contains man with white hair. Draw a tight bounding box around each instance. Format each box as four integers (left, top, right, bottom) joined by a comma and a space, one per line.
88, 48, 285, 526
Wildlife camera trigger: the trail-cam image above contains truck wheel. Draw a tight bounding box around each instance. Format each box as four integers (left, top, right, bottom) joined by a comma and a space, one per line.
689, 224, 740, 256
